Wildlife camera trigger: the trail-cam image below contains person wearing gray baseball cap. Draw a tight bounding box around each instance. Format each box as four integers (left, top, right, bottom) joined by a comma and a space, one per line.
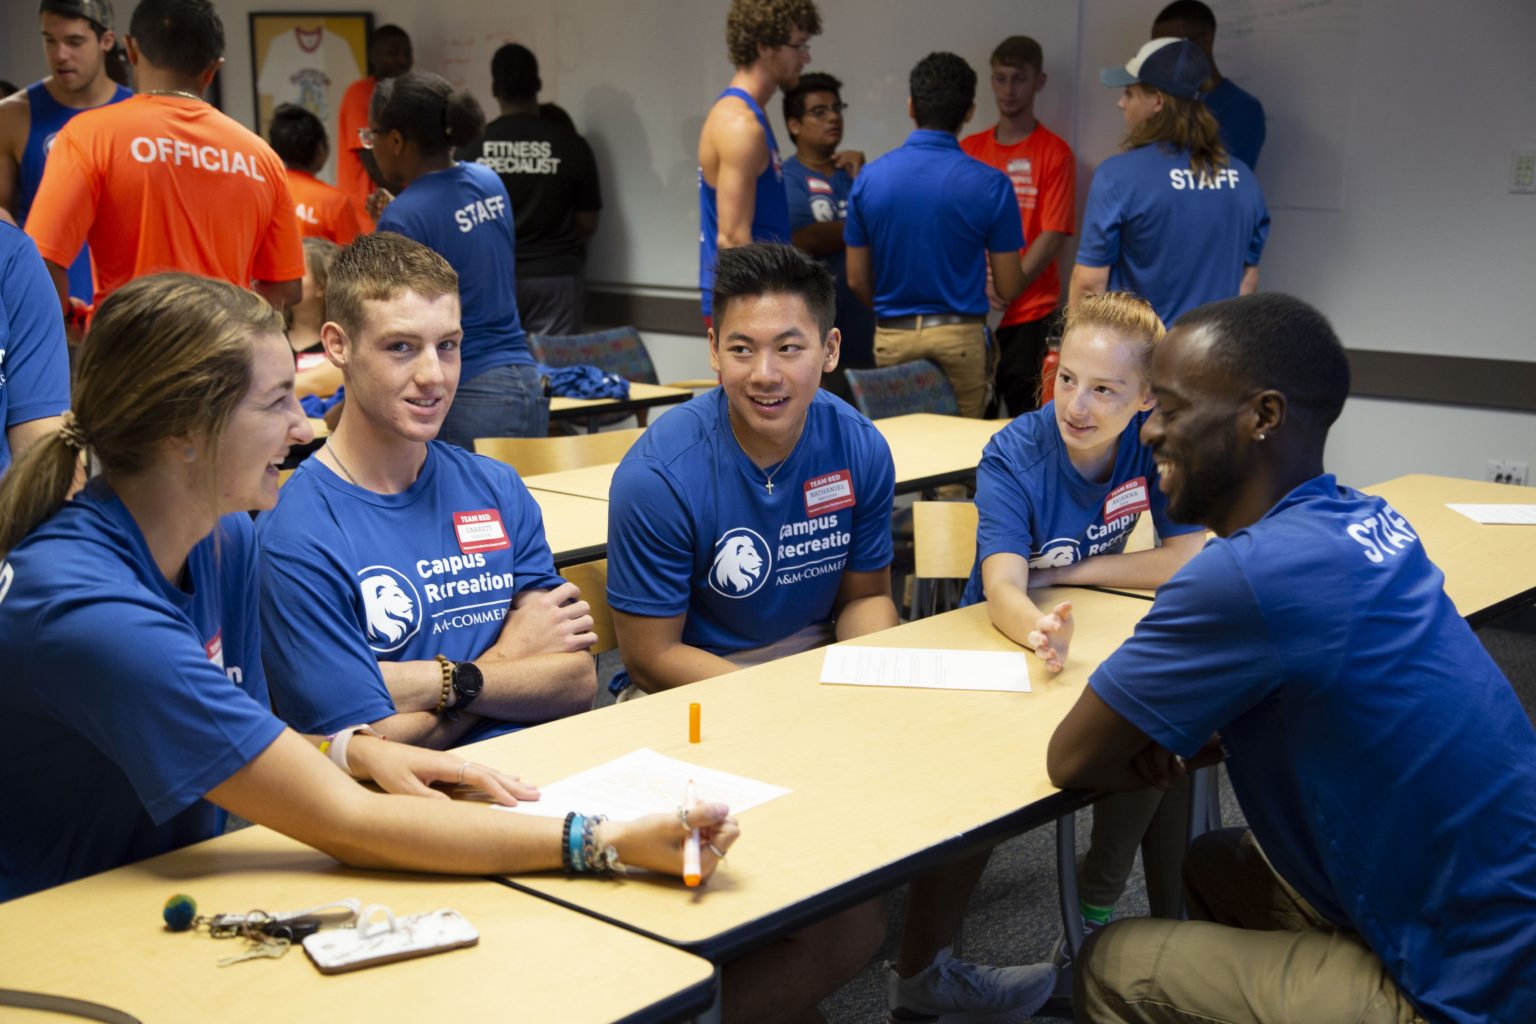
1068, 35, 1269, 328
0, 0, 132, 314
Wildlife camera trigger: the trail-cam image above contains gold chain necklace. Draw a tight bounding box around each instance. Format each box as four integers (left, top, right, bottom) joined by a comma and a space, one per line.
727, 407, 804, 495
142, 88, 204, 102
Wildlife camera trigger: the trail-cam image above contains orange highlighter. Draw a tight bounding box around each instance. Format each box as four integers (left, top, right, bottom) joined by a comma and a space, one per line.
683, 780, 702, 887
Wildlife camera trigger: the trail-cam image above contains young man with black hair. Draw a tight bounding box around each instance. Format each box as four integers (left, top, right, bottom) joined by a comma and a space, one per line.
961, 35, 1075, 416
782, 70, 875, 379
270, 103, 359, 246
458, 43, 602, 337
697, 0, 825, 326
1152, 0, 1265, 169
0, 0, 132, 309
336, 24, 412, 231
846, 52, 1025, 419
1051, 293, 1536, 1023
25, 0, 302, 314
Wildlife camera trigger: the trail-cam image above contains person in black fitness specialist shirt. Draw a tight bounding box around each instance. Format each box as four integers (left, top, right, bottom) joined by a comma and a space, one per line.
459, 44, 601, 337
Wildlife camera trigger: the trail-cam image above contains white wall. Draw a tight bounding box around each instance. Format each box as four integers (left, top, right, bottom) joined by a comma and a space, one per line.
3, 0, 1531, 485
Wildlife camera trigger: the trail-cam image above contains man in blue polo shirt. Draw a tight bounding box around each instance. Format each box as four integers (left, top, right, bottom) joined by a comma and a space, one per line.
1049, 293, 1536, 1023
846, 51, 1026, 418
781, 71, 875, 384
1152, 0, 1266, 169
0, 221, 69, 475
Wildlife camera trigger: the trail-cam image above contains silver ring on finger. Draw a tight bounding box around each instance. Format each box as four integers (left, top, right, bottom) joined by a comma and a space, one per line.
707, 841, 727, 860
678, 805, 691, 831
457, 762, 470, 786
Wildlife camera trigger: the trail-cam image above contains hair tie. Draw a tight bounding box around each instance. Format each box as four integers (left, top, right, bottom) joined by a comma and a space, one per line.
57, 411, 89, 452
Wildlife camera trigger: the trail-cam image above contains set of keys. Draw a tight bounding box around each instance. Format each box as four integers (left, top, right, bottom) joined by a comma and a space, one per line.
162, 895, 362, 967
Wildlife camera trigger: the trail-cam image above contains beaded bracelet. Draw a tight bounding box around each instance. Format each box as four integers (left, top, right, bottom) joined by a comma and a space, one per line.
560, 812, 577, 872
433, 654, 454, 716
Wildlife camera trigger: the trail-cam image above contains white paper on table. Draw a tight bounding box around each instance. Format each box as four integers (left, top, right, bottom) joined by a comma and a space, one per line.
495, 747, 791, 820
1446, 503, 1536, 525
819, 644, 1031, 693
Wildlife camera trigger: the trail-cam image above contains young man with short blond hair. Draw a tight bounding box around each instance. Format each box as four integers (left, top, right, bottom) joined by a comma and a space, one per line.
258, 231, 596, 749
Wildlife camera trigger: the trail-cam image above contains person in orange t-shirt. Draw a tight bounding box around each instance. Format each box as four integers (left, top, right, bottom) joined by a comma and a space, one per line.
336, 24, 412, 233
26, 0, 303, 314
961, 35, 1076, 416
270, 103, 359, 246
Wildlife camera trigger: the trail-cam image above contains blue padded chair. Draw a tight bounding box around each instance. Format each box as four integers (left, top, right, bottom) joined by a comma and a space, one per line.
527, 326, 660, 385
843, 359, 959, 420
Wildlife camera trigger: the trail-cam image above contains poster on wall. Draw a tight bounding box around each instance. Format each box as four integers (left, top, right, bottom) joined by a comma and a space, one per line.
249, 11, 373, 185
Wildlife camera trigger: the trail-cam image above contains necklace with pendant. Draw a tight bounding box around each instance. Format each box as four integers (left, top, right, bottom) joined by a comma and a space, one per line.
727, 407, 804, 495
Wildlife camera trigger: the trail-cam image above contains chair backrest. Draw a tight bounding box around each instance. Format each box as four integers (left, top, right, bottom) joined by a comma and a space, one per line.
474, 427, 645, 476
527, 326, 660, 385
913, 501, 979, 580
844, 359, 959, 420
561, 559, 616, 655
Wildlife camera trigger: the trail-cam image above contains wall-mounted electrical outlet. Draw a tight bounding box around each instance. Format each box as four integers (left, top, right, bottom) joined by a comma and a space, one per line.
1512, 150, 1536, 194
1485, 460, 1530, 486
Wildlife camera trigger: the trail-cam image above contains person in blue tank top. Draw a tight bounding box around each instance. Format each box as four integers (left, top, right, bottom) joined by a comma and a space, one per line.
258, 232, 597, 749
1071, 38, 1269, 328
697, 0, 823, 324
0, 271, 737, 903
0, 0, 132, 313
960, 293, 1205, 998
367, 71, 547, 447
1051, 294, 1536, 1024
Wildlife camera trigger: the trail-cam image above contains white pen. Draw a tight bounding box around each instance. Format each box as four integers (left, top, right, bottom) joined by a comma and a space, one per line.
683, 779, 702, 887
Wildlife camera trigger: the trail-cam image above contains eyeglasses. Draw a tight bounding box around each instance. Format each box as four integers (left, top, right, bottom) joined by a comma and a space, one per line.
784, 41, 811, 56
356, 127, 379, 149
805, 102, 847, 119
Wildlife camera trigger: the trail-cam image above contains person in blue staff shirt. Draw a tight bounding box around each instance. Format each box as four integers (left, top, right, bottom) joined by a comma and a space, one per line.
1049, 292, 1536, 1024
257, 232, 596, 748
366, 70, 546, 446
1070, 37, 1268, 328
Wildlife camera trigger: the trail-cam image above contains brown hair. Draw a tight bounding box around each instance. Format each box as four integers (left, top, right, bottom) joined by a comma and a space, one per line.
302, 236, 340, 294
725, 0, 821, 68
0, 274, 278, 553
1061, 291, 1166, 375
991, 35, 1043, 74
1122, 83, 1227, 179
324, 232, 459, 339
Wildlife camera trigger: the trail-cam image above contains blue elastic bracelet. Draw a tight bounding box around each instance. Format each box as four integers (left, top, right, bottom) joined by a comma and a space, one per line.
568, 814, 587, 872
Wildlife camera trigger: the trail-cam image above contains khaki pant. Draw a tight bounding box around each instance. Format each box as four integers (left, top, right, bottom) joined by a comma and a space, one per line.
1077, 828, 1426, 1024
1080, 781, 1191, 920
873, 321, 990, 418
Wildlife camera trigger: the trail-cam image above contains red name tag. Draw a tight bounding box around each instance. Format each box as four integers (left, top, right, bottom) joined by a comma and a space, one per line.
804, 469, 856, 517
808, 177, 833, 194
204, 631, 223, 666
1103, 477, 1151, 521
452, 508, 510, 554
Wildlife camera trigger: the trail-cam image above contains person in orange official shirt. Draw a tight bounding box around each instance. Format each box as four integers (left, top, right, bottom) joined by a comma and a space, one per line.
336, 24, 411, 233
25, 0, 303, 314
270, 103, 359, 246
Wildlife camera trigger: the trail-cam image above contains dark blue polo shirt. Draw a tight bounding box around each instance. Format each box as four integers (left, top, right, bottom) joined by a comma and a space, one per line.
845, 129, 1023, 318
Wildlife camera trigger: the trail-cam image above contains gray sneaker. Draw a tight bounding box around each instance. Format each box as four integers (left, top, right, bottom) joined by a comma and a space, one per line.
1045, 918, 1108, 1005
887, 947, 1058, 1023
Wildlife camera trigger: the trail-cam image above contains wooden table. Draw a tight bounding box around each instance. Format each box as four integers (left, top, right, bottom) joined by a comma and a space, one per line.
460, 587, 1151, 961
531, 489, 611, 567
873, 413, 1010, 493
524, 463, 620, 502
550, 383, 694, 431
0, 826, 716, 1024
1363, 473, 1536, 624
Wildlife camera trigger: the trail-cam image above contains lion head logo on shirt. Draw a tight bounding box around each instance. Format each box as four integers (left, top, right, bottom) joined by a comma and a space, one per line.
1028, 538, 1081, 569
356, 565, 423, 653
709, 528, 772, 598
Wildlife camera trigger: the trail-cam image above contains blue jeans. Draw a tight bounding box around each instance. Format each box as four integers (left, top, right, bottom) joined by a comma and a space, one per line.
437, 363, 549, 449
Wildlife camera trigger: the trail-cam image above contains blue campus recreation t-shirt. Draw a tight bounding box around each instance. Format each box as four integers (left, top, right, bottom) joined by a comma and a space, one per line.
844, 130, 1023, 318
376, 162, 532, 382
0, 482, 284, 900
1076, 145, 1269, 327
608, 388, 894, 678
1090, 475, 1536, 1024
698, 88, 791, 319
256, 441, 564, 740
0, 222, 70, 475
1205, 78, 1266, 171
960, 404, 1199, 604
782, 155, 875, 367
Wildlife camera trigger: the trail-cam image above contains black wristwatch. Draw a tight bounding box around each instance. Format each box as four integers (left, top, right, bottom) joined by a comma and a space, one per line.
447, 660, 484, 721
